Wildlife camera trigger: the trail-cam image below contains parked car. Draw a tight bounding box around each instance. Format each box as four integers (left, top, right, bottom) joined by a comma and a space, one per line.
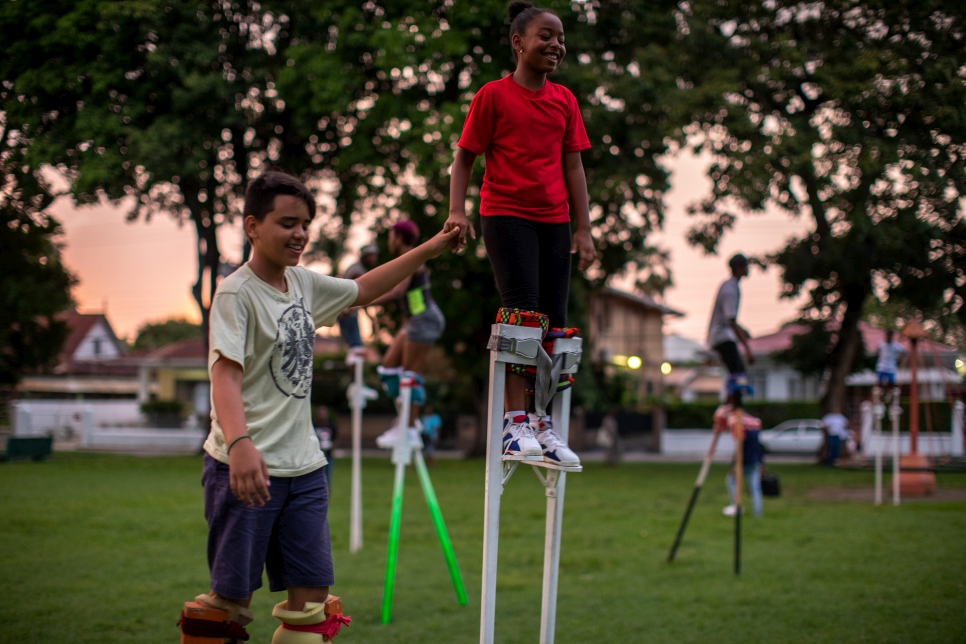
759, 419, 824, 455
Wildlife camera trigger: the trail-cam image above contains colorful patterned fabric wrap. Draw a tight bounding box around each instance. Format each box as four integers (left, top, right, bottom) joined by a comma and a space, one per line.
495, 308, 548, 376
544, 327, 579, 392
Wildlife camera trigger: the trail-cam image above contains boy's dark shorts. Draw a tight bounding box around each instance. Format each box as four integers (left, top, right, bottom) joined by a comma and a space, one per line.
202, 454, 334, 599
713, 340, 746, 375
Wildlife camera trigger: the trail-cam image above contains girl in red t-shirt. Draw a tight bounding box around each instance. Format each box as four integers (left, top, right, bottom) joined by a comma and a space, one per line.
444, 1, 595, 468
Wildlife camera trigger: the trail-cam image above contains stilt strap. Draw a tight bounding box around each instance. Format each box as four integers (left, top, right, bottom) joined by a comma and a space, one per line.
486, 334, 542, 359
282, 614, 352, 638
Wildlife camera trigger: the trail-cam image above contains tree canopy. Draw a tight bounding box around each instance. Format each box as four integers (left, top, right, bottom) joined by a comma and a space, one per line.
5, 0, 964, 416
1, 0, 684, 413
132, 317, 202, 352
0, 165, 76, 389
677, 0, 966, 411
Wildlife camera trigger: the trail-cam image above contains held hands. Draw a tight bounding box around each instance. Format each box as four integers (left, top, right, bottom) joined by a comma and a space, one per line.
228, 439, 271, 507
571, 228, 597, 272
424, 225, 462, 257
442, 211, 476, 252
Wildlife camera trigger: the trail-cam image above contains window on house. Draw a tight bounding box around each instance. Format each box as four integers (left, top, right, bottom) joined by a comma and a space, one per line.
92, 338, 102, 356
788, 375, 819, 400
748, 370, 767, 400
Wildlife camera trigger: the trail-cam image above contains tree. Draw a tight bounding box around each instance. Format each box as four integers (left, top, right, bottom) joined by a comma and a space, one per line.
2, 0, 303, 340
0, 164, 76, 390
4, 1, 686, 420
273, 0, 685, 422
678, 0, 966, 412
132, 317, 202, 352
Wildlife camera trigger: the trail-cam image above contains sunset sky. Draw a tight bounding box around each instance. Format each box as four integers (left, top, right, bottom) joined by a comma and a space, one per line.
51, 151, 809, 343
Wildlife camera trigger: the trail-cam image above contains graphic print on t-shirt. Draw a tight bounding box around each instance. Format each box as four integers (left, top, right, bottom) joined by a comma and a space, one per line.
270, 298, 315, 398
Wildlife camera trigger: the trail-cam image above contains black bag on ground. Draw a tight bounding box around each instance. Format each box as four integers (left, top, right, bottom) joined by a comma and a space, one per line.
761, 470, 781, 497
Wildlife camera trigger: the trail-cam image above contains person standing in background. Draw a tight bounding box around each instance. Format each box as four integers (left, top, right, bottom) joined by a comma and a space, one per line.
337, 244, 379, 360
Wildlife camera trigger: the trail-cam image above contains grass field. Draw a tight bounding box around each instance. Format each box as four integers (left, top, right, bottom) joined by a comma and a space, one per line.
0, 452, 963, 643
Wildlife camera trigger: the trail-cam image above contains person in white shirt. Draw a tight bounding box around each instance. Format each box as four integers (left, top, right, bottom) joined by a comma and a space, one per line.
821, 410, 851, 465
186, 171, 459, 641
875, 330, 906, 388
707, 254, 755, 406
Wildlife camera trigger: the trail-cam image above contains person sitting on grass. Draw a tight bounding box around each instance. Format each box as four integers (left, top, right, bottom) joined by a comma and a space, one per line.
180, 171, 458, 643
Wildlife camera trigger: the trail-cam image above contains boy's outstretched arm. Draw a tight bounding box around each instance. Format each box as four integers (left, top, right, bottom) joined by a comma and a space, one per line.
353, 228, 459, 306
211, 357, 271, 507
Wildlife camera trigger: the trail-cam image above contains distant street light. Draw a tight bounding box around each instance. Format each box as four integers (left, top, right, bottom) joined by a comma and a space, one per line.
627, 356, 642, 370
661, 361, 672, 375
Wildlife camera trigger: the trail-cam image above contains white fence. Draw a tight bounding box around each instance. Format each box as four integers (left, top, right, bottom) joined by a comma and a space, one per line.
859, 400, 964, 457
663, 401, 965, 459
10, 401, 206, 454
12, 400, 143, 438
660, 430, 737, 459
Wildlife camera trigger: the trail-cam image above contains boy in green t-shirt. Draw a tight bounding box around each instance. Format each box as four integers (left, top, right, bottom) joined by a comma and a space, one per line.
180, 171, 458, 643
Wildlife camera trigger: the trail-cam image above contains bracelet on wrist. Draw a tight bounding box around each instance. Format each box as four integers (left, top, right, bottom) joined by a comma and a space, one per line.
227, 435, 252, 454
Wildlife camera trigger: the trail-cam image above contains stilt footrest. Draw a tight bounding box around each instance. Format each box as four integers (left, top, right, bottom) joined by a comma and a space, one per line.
529, 460, 582, 473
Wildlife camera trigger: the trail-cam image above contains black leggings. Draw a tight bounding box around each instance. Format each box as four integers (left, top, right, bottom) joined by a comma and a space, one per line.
481, 216, 571, 329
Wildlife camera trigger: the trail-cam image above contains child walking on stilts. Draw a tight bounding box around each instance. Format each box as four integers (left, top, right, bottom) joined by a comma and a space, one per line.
180, 172, 458, 643
445, 1, 595, 468
371, 219, 447, 448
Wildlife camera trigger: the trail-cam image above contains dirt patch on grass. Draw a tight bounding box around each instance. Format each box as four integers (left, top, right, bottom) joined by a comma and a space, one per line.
806, 487, 966, 503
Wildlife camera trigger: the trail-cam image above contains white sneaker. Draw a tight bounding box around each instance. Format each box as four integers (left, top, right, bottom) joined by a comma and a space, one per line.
375, 424, 401, 449
502, 413, 542, 459
532, 418, 580, 467
722, 505, 738, 517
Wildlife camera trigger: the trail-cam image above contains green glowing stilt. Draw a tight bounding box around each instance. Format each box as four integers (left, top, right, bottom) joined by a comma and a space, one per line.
414, 448, 468, 605
381, 456, 406, 624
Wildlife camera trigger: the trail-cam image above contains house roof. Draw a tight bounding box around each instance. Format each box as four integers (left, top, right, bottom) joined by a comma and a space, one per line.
747, 321, 960, 357
60, 312, 102, 361
134, 337, 206, 361
54, 312, 133, 375
124, 337, 206, 369
596, 287, 684, 317
664, 333, 713, 364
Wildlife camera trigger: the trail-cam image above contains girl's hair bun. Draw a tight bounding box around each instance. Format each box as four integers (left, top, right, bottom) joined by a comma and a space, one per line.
507, 1, 535, 22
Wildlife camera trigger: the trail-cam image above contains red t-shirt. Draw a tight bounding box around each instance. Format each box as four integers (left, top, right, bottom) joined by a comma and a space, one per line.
458, 74, 591, 223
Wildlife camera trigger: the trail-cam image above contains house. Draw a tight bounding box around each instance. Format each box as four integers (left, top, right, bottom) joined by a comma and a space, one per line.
13, 312, 144, 436
587, 287, 683, 404
129, 337, 208, 422
744, 322, 962, 403
661, 333, 723, 402
17, 311, 137, 400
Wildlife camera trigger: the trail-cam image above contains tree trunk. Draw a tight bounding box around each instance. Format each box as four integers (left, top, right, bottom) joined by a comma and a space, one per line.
189, 202, 221, 354
821, 281, 869, 415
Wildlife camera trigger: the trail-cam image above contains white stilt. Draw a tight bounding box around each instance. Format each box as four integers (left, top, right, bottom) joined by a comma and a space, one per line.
889, 388, 901, 506
873, 387, 884, 506
346, 355, 377, 554
480, 324, 582, 644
